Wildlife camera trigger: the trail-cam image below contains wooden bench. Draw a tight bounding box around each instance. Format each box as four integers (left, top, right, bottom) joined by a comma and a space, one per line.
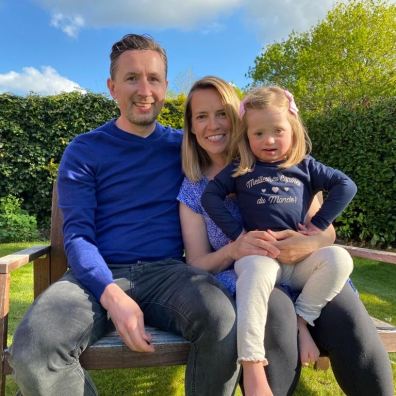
0, 188, 395, 395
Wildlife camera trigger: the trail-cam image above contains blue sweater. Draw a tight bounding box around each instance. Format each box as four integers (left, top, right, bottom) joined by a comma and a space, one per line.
201, 156, 357, 241
57, 120, 184, 301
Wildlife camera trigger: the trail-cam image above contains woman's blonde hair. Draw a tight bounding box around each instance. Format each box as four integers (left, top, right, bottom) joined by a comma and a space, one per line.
182, 76, 241, 181
233, 86, 312, 177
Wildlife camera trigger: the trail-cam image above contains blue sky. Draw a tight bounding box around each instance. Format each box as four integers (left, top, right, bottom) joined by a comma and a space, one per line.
0, 0, 371, 96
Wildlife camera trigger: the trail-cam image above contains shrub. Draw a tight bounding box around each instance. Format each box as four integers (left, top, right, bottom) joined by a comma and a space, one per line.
0, 92, 185, 231
0, 195, 39, 242
306, 97, 395, 247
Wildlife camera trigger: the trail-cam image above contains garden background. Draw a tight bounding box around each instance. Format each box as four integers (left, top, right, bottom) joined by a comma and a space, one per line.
0, 0, 395, 394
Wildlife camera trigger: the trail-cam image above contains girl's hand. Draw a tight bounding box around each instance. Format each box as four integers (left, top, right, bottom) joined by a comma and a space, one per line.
229, 230, 280, 261
298, 222, 322, 236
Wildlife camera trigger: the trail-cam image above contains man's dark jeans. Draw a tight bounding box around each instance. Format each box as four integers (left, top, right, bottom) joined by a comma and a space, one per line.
9, 259, 239, 396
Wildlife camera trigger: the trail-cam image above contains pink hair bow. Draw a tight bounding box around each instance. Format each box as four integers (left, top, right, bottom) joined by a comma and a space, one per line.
284, 90, 299, 115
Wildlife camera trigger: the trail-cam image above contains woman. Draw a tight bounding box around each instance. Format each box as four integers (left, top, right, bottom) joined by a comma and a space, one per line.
177, 76, 394, 396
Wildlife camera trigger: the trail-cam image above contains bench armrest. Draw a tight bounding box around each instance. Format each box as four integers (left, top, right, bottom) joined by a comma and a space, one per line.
336, 244, 396, 265
0, 245, 50, 274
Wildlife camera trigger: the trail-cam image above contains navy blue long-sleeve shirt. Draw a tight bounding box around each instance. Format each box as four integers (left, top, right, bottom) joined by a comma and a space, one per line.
201, 156, 357, 241
57, 120, 184, 301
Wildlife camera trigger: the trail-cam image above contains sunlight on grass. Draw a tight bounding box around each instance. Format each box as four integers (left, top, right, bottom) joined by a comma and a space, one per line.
2, 243, 395, 395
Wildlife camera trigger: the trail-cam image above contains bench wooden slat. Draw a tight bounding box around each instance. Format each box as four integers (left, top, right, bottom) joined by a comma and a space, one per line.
373, 318, 396, 352
90, 327, 189, 348
80, 327, 190, 369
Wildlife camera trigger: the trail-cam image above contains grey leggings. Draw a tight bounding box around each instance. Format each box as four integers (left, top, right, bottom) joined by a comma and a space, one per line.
262, 283, 394, 396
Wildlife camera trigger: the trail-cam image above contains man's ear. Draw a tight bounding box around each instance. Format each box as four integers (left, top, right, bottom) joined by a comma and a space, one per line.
107, 78, 116, 99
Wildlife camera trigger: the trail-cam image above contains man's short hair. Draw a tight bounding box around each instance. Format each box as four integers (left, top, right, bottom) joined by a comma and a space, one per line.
110, 34, 168, 78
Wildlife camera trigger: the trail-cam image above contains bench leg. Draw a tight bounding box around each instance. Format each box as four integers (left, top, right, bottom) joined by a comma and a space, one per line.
0, 273, 10, 396
0, 372, 5, 396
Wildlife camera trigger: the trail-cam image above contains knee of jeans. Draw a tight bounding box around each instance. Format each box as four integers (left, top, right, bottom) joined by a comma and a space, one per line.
9, 329, 42, 380
9, 343, 27, 375
10, 316, 79, 376
188, 284, 237, 343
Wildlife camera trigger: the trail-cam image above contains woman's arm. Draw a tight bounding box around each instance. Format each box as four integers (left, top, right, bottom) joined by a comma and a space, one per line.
268, 194, 336, 264
180, 203, 280, 272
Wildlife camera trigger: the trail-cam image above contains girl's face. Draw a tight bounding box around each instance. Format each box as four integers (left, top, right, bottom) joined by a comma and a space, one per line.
246, 106, 293, 163
190, 88, 231, 162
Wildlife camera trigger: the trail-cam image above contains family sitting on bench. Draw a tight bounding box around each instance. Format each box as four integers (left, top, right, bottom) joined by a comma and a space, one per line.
9, 33, 393, 396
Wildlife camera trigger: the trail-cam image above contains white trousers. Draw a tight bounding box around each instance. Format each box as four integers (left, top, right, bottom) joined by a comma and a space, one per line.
234, 246, 353, 364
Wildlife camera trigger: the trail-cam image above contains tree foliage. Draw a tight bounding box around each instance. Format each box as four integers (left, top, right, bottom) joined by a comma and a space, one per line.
248, 0, 396, 113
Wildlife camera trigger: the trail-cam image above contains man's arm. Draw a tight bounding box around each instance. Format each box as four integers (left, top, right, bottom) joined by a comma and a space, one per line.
58, 138, 154, 352
58, 139, 114, 301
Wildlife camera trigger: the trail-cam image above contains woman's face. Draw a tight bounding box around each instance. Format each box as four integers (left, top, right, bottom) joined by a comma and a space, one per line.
190, 88, 231, 161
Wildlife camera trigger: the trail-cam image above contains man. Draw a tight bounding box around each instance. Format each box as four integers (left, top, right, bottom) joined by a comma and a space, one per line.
10, 34, 239, 395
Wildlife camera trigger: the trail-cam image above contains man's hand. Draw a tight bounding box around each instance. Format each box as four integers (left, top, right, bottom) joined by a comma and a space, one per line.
100, 283, 155, 352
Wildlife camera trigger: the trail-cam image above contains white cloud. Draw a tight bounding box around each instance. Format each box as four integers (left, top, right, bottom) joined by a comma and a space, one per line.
37, 0, 242, 35
243, 0, 344, 43
201, 22, 226, 35
50, 13, 85, 38
0, 66, 86, 96
36, 0, 396, 42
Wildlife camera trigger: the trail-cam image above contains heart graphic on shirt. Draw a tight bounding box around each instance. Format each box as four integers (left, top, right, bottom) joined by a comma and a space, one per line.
272, 187, 279, 193
261, 189, 266, 194
284, 187, 289, 191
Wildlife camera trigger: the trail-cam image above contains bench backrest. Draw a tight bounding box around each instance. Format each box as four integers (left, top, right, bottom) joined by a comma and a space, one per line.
34, 183, 67, 297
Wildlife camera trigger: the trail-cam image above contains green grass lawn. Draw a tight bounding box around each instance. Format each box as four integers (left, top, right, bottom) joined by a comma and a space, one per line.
2, 242, 395, 395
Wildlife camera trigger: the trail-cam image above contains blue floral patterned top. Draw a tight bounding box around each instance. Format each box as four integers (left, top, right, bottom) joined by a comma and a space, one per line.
177, 176, 241, 295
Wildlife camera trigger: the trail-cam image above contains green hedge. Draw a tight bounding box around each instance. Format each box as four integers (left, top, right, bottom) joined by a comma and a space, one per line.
305, 97, 395, 247
1, 92, 394, 247
0, 92, 184, 230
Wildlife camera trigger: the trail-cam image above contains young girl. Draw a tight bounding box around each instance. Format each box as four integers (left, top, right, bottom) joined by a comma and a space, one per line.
201, 86, 357, 396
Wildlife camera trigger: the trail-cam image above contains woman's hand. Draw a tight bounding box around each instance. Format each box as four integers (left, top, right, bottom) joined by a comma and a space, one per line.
267, 227, 334, 264
181, 203, 280, 272
264, 193, 336, 264
267, 229, 311, 263
229, 230, 280, 261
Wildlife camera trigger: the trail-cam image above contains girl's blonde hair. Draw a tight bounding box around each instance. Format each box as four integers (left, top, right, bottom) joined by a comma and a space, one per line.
182, 76, 240, 181
233, 86, 312, 177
